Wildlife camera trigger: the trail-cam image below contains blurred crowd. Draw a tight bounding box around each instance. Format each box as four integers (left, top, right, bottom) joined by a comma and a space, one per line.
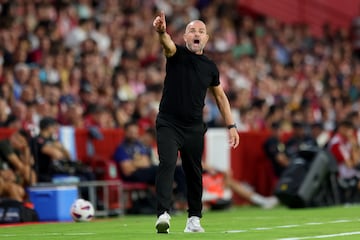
1, 0, 360, 203
0, 0, 359, 135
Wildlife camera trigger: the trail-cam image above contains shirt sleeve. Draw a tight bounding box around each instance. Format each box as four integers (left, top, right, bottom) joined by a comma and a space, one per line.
113, 146, 130, 163
329, 142, 346, 164
210, 63, 220, 86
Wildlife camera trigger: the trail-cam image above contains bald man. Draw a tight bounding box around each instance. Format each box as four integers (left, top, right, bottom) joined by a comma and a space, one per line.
153, 12, 240, 233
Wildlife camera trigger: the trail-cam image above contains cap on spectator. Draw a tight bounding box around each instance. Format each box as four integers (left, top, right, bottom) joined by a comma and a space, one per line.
39, 117, 58, 130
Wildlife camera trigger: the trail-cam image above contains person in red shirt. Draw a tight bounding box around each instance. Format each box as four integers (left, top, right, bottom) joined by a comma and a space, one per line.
327, 120, 360, 190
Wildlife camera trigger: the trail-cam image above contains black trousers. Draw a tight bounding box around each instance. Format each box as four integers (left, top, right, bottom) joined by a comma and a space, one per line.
122, 165, 187, 197
155, 114, 206, 218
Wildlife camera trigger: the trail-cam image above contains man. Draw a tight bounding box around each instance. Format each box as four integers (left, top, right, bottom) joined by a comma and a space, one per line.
34, 117, 70, 182
153, 12, 240, 233
0, 130, 35, 201
202, 163, 278, 209
34, 117, 94, 183
328, 120, 360, 185
0, 130, 37, 188
113, 121, 186, 204
285, 121, 318, 160
263, 121, 289, 179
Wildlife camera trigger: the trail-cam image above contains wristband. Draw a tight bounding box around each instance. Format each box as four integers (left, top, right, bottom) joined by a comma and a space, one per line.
227, 124, 237, 130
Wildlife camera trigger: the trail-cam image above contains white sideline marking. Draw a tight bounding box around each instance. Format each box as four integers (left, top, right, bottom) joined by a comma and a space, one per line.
253, 227, 271, 230
224, 230, 247, 233
277, 231, 360, 240
275, 225, 300, 228
329, 219, 351, 223
305, 222, 323, 225
64, 233, 96, 236
224, 219, 355, 235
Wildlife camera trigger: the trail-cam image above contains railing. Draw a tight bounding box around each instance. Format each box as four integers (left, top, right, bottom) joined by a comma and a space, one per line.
32, 180, 124, 218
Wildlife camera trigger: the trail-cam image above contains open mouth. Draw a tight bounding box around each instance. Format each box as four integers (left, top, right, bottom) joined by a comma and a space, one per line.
194, 39, 200, 44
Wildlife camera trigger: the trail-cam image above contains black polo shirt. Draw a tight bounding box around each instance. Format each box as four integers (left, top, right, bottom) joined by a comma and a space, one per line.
34, 134, 54, 181
159, 45, 220, 125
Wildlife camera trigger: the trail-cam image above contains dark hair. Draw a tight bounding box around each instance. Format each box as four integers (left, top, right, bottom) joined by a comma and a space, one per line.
124, 120, 138, 130
4, 114, 19, 127
271, 121, 281, 130
145, 127, 156, 138
311, 122, 323, 129
338, 120, 354, 129
292, 121, 304, 129
17, 129, 31, 142
39, 117, 58, 130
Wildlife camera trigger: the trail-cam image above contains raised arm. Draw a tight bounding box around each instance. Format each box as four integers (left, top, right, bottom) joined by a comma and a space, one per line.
210, 85, 240, 149
153, 11, 176, 57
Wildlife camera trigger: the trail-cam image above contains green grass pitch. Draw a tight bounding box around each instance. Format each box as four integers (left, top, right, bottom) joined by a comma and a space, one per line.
1, 204, 360, 240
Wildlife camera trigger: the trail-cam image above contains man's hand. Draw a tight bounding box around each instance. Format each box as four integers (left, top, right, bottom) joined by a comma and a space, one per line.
133, 153, 151, 168
153, 11, 166, 33
229, 128, 240, 149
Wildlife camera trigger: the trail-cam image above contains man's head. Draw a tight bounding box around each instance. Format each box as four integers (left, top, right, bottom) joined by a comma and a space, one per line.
39, 117, 58, 136
291, 121, 305, 136
183, 20, 209, 55
124, 121, 139, 143
337, 120, 355, 139
270, 121, 282, 137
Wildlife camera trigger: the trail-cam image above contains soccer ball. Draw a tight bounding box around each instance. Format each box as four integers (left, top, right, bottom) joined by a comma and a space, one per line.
70, 199, 95, 222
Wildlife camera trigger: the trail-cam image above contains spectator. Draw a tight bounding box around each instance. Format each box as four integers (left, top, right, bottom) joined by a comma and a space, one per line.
202, 163, 278, 209
0, 168, 25, 202
285, 121, 318, 160
263, 121, 290, 179
327, 120, 360, 202
328, 120, 360, 187
33, 117, 94, 182
0, 129, 37, 187
113, 121, 187, 208
310, 122, 331, 148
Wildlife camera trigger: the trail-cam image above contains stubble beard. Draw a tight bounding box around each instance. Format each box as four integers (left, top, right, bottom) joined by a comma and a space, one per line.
186, 42, 204, 54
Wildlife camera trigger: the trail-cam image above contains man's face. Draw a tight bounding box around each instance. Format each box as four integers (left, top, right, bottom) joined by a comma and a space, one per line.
183, 20, 209, 54
125, 124, 139, 142
341, 126, 354, 140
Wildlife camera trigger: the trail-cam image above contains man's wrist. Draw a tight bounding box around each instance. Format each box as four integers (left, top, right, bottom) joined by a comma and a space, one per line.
157, 29, 166, 34
227, 124, 237, 130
